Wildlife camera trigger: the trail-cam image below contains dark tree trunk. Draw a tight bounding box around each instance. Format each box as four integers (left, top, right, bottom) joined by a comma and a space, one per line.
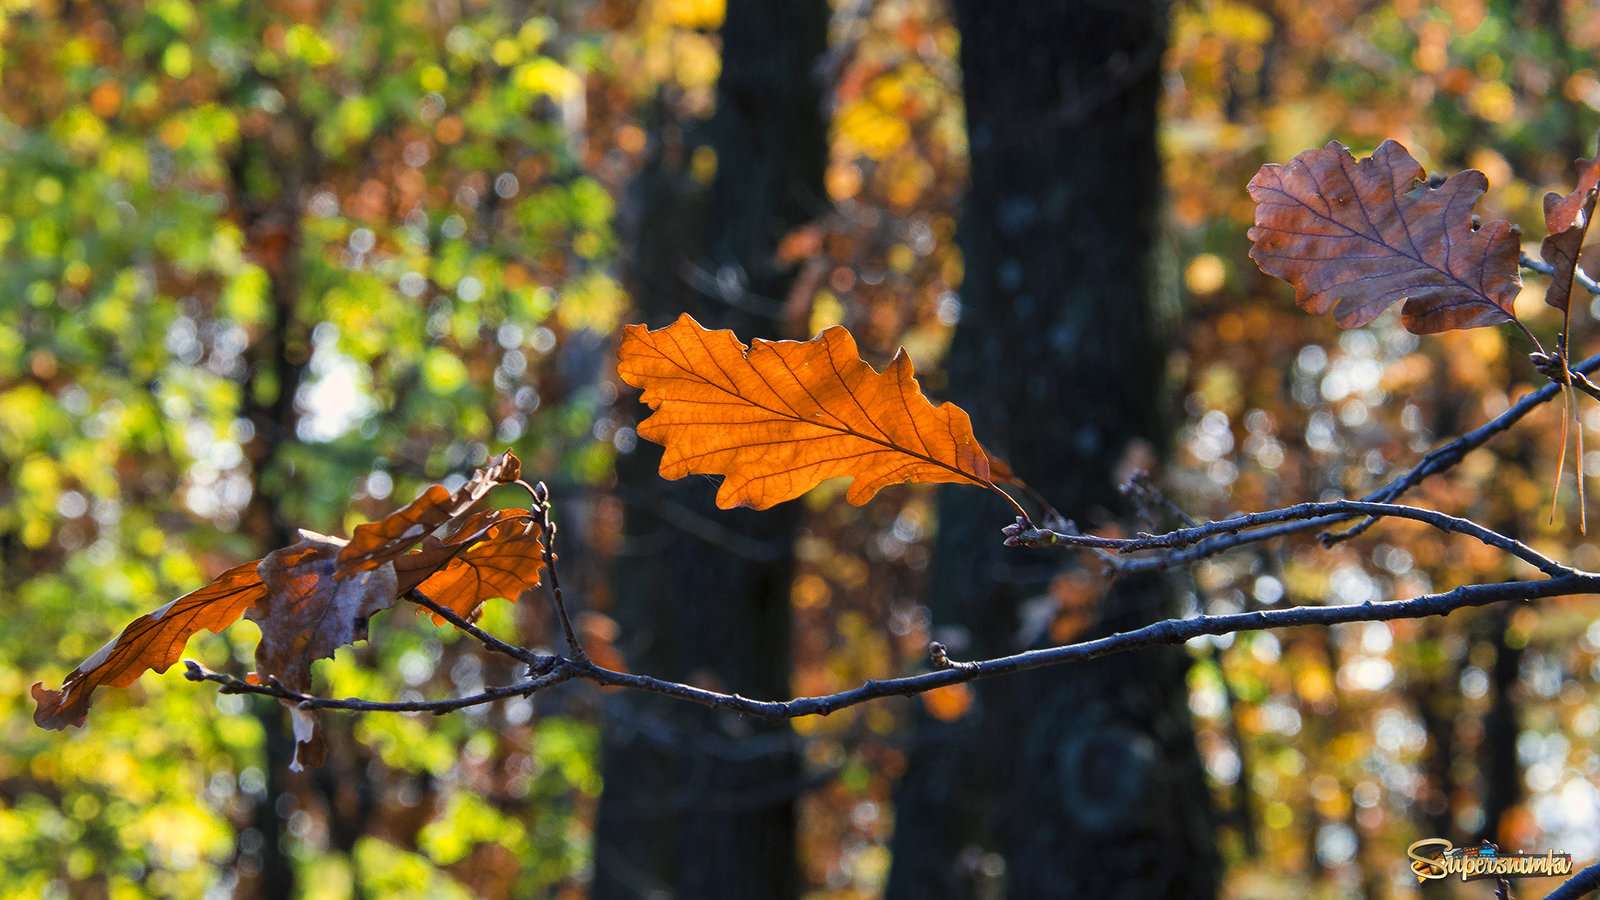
885, 2, 1219, 896
1478, 605, 1523, 847
589, 1, 828, 897
234, 113, 312, 900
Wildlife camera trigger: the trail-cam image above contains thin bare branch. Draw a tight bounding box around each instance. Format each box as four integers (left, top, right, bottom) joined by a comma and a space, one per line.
564, 572, 1595, 718
183, 660, 575, 715
1005, 500, 1572, 577
1323, 345, 1600, 544
1055, 349, 1600, 566
206, 573, 1590, 721
403, 588, 544, 666
1568, 368, 1600, 404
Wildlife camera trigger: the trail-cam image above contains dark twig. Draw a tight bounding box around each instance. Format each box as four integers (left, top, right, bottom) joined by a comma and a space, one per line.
1370, 347, 1600, 503
1536, 350, 1600, 403
208, 574, 1588, 720
404, 588, 545, 667
1041, 349, 1600, 565
1322, 345, 1600, 544
186, 574, 1600, 748
562, 572, 1595, 718
531, 481, 588, 664
183, 660, 575, 714
1124, 471, 1200, 528
1005, 500, 1571, 578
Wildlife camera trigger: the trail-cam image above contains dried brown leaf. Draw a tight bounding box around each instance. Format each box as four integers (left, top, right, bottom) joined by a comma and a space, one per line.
618, 314, 1009, 510
394, 509, 544, 623
1248, 140, 1522, 334
1541, 137, 1600, 319
250, 531, 400, 770
32, 561, 266, 729
1543, 134, 1600, 239
32, 454, 543, 768
1541, 189, 1597, 321
338, 450, 522, 574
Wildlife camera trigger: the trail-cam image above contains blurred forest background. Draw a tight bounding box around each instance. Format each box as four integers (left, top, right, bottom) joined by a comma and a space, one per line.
5, 0, 1600, 897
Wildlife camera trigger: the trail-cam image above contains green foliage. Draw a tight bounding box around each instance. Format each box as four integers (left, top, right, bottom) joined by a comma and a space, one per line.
2, 0, 610, 894
11, 0, 1600, 896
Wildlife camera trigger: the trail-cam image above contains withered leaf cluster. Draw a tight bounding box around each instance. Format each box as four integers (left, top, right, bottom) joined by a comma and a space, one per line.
33, 452, 538, 770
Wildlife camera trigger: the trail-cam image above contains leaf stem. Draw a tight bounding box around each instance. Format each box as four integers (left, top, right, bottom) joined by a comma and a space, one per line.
988, 482, 1032, 523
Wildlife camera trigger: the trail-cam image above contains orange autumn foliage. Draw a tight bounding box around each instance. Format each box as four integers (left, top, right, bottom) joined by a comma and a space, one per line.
31, 561, 268, 731
617, 314, 1015, 510
32, 452, 541, 770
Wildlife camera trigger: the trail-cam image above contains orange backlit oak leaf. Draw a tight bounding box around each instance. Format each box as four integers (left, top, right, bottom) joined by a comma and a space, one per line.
32, 560, 267, 730
393, 509, 544, 623
249, 531, 400, 770
1248, 140, 1522, 334
338, 450, 523, 575
618, 314, 1012, 510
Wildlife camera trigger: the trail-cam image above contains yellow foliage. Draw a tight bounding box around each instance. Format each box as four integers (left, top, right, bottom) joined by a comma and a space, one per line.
672, 32, 720, 89
656, 0, 725, 30
836, 101, 911, 161
514, 57, 582, 100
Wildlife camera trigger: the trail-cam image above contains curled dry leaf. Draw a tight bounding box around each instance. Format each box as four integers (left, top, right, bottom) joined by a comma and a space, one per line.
1248, 140, 1522, 334
250, 531, 400, 771
1541, 137, 1600, 319
32, 450, 540, 769
1543, 134, 1600, 241
338, 450, 522, 575
32, 561, 266, 730
394, 509, 544, 623
618, 314, 1012, 510
1541, 188, 1598, 323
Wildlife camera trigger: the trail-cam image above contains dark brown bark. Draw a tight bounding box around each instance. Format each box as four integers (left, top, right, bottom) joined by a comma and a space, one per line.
590, 1, 828, 897
233, 108, 313, 900
1478, 605, 1523, 846
885, 1, 1219, 896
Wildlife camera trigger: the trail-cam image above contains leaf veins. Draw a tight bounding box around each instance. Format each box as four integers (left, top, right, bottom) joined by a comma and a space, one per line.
1248, 140, 1522, 334
250, 531, 401, 770
31, 450, 542, 769
31, 561, 267, 730
394, 509, 545, 623
338, 449, 522, 575
618, 314, 1013, 510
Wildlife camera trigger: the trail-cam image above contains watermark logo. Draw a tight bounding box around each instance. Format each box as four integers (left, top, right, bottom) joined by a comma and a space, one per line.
1408, 839, 1573, 883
